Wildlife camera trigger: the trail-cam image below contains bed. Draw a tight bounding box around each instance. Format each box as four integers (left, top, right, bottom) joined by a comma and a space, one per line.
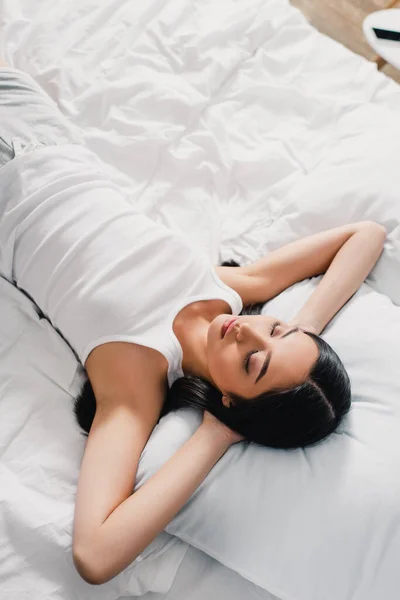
1, 1, 400, 599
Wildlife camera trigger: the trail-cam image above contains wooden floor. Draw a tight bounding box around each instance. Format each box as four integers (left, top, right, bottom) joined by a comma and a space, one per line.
290, 0, 400, 83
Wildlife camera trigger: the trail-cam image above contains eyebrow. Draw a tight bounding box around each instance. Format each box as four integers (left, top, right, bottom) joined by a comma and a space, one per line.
281, 327, 299, 339
254, 327, 299, 385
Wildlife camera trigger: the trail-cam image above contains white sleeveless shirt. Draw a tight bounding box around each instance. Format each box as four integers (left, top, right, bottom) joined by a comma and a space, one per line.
0, 143, 243, 386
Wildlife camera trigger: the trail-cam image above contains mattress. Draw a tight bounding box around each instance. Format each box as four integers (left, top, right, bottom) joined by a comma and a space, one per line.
1, 0, 400, 599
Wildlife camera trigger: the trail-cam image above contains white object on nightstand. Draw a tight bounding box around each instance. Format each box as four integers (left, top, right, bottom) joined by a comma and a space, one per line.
363, 9, 400, 70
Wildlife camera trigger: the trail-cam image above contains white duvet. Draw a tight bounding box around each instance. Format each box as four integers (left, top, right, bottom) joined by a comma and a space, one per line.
1, 0, 400, 599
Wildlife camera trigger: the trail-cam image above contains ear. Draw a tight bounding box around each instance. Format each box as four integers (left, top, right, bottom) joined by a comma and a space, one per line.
222, 395, 234, 409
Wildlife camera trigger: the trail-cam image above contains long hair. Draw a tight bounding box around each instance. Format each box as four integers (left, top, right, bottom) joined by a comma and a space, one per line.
74, 260, 351, 449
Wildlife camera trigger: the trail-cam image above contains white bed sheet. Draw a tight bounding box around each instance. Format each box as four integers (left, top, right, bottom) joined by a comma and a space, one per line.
123, 544, 280, 600
1, 0, 400, 599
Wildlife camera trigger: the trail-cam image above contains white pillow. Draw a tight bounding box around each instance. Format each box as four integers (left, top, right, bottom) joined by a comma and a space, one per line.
135, 278, 400, 600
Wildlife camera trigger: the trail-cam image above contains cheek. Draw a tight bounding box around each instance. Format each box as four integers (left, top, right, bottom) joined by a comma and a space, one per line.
209, 346, 238, 382
209, 347, 224, 375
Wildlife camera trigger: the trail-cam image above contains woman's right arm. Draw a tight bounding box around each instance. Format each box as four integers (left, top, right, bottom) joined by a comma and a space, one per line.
72, 395, 236, 586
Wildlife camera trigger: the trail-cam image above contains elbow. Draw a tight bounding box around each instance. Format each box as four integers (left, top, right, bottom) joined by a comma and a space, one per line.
372, 222, 387, 249
358, 221, 387, 245
73, 544, 108, 586
377, 223, 387, 245
73, 542, 139, 586
361, 220, 387, 238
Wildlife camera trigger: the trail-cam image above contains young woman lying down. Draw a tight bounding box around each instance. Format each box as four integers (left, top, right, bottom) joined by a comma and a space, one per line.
0, 61, 386, 585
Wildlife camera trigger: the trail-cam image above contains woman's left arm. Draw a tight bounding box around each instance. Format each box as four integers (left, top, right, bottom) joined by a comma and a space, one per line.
287, 222, 386, 334
217, 221, 386, 334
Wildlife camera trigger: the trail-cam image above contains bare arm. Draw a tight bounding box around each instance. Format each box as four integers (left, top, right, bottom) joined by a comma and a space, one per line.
217, 221, 386, 333
74, 419, 232, 585
288, 222, 386, 334
73, 388, 235, 585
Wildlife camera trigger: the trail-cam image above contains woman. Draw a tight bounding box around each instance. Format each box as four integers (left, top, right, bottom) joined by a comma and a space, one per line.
0, 62, 386, 586
76, 256, 352, 449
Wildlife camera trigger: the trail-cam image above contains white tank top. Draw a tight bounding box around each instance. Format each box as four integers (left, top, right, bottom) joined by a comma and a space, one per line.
0, 143, 243, 386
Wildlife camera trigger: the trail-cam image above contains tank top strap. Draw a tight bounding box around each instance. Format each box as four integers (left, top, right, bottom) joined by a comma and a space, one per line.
166, 266, 243, 387
208, 266, 243, 316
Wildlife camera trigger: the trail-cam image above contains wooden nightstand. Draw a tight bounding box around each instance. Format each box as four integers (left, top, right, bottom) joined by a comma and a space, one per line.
363, 10, 400, 76
290, 0, 400, 83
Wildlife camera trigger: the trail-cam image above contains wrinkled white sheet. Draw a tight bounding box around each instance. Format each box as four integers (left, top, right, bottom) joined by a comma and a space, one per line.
1, 0, 400, 599
121, 544, 281, 600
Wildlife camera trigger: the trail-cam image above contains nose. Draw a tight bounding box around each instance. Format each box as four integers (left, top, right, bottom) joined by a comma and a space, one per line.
235, 321, 265, 345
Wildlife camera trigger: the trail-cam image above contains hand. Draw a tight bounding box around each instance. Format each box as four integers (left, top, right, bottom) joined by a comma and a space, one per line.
201, 410, 245, 446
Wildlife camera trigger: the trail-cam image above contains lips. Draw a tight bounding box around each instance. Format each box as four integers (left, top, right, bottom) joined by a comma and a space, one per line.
221, 317, 238, 339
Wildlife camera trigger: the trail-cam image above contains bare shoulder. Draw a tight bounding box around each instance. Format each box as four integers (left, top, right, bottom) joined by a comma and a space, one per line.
214, 264, 260, 306
84, 342, 168, 414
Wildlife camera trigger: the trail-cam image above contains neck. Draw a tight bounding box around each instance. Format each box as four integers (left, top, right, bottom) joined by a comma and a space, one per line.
173, 301, 226, 385
180, 317, 213, 382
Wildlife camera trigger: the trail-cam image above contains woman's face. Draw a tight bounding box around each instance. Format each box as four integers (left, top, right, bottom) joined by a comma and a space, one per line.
207, 314, 319, 403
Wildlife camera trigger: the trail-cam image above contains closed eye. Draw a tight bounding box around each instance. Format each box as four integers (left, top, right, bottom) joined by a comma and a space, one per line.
243, 321, 279, 373
255, 327, 300, 384
244, 350, 257, 373
270, 321, 280, 335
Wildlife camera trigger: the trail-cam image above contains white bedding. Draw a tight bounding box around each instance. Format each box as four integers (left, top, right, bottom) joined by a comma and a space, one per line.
1, 0, 400, 599
122, 544, 280, 600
